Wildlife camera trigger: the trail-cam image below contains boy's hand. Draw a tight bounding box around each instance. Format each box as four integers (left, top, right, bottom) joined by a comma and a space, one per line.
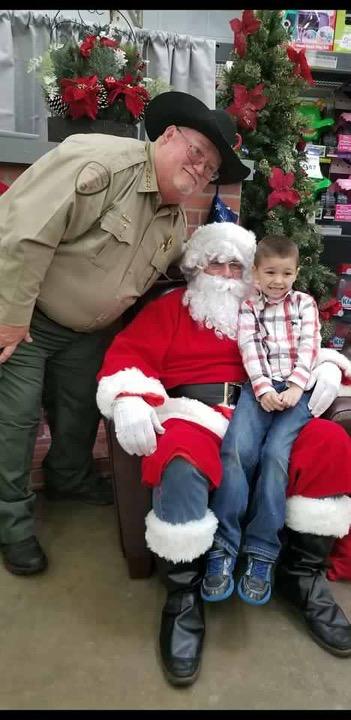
279, 384, 303, 409
259, 390, 285, 412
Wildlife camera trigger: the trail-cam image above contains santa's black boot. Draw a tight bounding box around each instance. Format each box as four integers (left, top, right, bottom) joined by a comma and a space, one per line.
275, 528, 351, 657
156, 555, 206, 686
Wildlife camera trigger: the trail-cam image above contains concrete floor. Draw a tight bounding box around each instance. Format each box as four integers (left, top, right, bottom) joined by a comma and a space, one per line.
0, 496, 350, 711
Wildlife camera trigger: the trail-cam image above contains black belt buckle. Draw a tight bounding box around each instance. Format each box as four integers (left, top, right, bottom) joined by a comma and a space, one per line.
223, 382, 241, 407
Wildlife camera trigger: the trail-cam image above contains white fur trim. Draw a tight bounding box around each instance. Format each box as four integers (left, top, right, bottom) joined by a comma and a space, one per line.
156, 397, 229, 439
96, 367, 167, 419
180, 222, 256, 277
285, 495, 351, 538
339, 383, 351, 397
145, 509, 218, 562
317, 348, 351, 378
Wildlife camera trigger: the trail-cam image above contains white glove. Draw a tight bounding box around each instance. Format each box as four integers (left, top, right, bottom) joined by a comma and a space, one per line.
308, 362, 342, 417
113, 396, 165, 456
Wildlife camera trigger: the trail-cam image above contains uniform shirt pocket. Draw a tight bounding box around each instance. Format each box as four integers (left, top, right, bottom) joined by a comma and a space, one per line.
91, 207, 134, 270
135, 239, 178, 293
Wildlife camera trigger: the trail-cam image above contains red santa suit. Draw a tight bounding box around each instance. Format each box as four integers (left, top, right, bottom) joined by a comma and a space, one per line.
97, 286, 351, 572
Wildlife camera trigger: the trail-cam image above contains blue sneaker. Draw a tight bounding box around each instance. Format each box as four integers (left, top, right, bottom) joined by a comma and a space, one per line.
201, 543, 235, 602
237, 555, 273, 606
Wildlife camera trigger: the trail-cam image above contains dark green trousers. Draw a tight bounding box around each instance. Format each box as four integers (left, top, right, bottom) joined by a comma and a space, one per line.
0, 308, 114, 544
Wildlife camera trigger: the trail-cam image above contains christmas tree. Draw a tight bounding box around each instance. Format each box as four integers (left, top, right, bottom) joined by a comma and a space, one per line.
217, 9, 336, 338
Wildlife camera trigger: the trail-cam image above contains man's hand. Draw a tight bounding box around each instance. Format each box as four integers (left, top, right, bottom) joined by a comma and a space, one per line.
308, 362, 342, 417
279, 384, 304, 409
259, 390, 285, 413
113, 396, 165, 456
0, 324, 32, 364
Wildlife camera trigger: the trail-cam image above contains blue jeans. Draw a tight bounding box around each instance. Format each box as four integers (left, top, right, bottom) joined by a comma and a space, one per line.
152, 457, 210, 523
210, 380, 313, 562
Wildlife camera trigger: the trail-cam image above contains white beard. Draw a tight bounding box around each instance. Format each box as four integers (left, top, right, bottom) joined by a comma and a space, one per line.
182, 272, 252, 340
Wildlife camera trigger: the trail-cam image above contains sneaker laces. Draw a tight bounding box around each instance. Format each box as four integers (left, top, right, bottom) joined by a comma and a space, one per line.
206, 544, 233, 578
247, 556, 272, 584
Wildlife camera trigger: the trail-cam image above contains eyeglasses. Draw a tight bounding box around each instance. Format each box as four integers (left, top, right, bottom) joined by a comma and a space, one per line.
206, 260, 243, 274
176, 127, 220, 183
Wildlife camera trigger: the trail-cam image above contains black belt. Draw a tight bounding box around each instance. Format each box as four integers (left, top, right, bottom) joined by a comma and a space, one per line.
168, 382, 242, 407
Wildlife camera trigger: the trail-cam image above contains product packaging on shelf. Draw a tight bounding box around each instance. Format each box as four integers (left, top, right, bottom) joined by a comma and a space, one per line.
333, 10, 351, 53
336, 264, 351, 316
283, 10, 336, 51
328, 320, 351, 349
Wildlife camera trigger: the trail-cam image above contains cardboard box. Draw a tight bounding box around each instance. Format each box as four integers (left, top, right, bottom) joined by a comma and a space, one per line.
333, 10, 351, 52
282, 10, 336, 52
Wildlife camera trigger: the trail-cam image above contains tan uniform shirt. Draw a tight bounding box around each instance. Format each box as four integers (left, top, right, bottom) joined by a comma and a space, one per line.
0, 134, 187, 331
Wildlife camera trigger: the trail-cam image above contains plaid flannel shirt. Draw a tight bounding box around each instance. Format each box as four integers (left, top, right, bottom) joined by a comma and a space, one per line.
238, 290, 321, 399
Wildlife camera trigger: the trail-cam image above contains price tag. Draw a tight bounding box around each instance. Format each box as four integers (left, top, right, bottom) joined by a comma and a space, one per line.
305, 144, 326, 157
300, 154, 322, 179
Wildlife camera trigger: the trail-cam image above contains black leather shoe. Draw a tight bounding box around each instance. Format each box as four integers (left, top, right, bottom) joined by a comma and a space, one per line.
2, 536, 48, 576
44, 475, 114, 506
276, 529, 351, 657
157, 557, 205, 686
160, 589, 204, 686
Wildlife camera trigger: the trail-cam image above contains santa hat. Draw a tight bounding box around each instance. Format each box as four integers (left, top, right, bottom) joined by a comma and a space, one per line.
180, 222, 256, 279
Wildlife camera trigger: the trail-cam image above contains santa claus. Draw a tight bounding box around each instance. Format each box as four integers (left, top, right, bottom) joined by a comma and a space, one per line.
97, 222, 351, 686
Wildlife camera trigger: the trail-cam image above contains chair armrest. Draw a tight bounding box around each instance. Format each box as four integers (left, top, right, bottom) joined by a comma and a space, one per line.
322, 396, 351, 436
104, 419, 153, 578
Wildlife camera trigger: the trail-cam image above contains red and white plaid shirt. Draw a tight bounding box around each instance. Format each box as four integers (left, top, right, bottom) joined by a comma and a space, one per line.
238, 289, 321, 399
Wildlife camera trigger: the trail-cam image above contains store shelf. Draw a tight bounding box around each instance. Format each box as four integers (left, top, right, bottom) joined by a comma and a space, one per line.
316, 219, 351, 237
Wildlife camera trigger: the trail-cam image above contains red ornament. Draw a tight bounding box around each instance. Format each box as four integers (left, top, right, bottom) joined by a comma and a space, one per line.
61, 75, 99, 120
230, 10, 261, 58
104, 75, 150, 118
267, 167, 301, 210
227, 83, 268, 131
319, 298, 342, 321
287, 46, 315, 86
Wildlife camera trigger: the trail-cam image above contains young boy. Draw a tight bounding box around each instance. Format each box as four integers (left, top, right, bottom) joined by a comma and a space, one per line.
201, 234, 321, 606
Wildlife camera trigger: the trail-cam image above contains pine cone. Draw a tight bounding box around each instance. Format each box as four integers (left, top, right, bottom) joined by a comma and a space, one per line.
46, 94, 69, 118
97, 84, 109, 111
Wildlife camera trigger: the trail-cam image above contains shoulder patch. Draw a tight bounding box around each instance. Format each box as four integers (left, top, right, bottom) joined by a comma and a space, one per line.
75, 161, 111, 196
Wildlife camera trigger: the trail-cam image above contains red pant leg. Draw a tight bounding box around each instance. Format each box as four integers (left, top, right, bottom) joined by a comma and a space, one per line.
327, 530, 351, 582
288, 418, 351, 498
286, 419, 351, 539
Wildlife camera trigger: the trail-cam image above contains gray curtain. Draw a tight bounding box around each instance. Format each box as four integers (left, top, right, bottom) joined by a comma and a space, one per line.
0, 11, 52, 134
134, 30, 216, 109
0, 12, 216, 137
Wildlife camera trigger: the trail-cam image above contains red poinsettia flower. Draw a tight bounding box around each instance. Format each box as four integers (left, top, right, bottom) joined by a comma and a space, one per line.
61, 75, 99, 120
230, 10, 261, 58
227, 83, 268, 131
100, 37, 118, 49
319, 298, 342, 321
287, 46, 315, 86
104, 75, 150, 118
267, 167, 301, 210
79, 35, 97, 58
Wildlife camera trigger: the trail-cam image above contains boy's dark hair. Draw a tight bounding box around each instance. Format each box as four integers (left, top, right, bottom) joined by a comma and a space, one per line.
254, 234, 299, 267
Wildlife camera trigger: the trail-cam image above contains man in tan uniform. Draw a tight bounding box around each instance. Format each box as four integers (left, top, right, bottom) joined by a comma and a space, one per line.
0, 91, 249, 576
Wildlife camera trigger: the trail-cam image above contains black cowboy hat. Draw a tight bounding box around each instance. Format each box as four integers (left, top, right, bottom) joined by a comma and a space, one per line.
144, 91, 250, 185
